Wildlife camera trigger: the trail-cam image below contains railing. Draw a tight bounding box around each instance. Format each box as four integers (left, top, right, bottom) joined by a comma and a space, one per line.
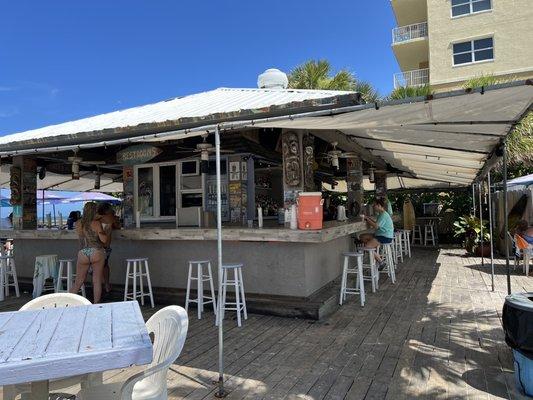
393, 68, 430, 89
392, 22, 428, 44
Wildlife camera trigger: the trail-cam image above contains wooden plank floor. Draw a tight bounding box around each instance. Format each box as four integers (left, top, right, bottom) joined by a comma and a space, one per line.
1, 247, 531, 399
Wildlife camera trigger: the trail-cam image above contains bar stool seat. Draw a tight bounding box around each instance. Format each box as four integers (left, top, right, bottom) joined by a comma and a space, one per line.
56, 259, 86, 297
339, 252, 365, 306
124, 258, 155, 308
0, 255, 19, 298
217, 263, 247, 327
185, 260, 217, 319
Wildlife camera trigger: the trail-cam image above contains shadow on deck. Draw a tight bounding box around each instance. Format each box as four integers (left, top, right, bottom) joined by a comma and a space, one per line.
1, 247, 532, 399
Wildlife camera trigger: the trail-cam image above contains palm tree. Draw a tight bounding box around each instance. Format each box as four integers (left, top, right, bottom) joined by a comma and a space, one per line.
287, 60, 379, 102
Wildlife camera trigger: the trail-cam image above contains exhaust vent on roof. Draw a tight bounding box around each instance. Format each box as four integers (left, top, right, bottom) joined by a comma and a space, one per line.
257, 68, 289, 89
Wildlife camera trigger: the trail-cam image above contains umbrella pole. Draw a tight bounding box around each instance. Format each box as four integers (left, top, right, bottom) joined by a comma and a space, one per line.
502, 141, 511, 295
479, 183, 484, 267
42, 189, 45, 228
53, 204, 56, 226
214, 125, 226, 398
488, 171, 494, 292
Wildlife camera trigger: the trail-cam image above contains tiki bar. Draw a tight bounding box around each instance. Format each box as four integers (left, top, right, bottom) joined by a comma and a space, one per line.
0, 70, 530, 318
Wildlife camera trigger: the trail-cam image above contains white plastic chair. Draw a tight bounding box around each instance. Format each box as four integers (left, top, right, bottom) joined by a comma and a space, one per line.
20, 292, 91, 310
3, 293, 93, 400
77, 305, 189, 400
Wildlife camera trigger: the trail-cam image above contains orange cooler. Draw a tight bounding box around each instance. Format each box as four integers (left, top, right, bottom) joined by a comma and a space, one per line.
297, 192, 324, 230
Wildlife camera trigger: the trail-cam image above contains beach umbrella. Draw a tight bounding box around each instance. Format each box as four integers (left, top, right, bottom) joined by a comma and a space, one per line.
63, 192, 121, 204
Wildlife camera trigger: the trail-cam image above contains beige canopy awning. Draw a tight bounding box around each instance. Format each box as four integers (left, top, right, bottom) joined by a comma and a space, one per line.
248, 82, 533, 188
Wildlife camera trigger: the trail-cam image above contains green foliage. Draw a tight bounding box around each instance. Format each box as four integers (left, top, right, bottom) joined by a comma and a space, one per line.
453, 215, 490, 252
288, 59, 379, 102
387, 84, 433, 100
462, 74, 510, 89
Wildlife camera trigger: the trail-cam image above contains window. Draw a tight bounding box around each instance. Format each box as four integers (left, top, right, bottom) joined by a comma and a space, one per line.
137, 167, 154, 217
453, 37, 494, 65
159, 165, 176, 216
452, 0, 491, 17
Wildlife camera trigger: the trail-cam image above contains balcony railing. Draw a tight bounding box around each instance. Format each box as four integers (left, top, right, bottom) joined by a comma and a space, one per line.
393, 68, 429, 89
392, 22, 428, 44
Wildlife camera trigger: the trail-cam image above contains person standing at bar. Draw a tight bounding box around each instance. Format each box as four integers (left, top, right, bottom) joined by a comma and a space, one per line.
97, 202, 121, 294
71, 202, 108, 303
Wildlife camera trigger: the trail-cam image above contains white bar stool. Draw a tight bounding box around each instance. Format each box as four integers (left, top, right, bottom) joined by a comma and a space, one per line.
394, 231, 404, 264
412, 225, 423, 245
401, 229, 412, 258
185, 260, 217, 319
56, 259, 86, 297
424, 222, 437, 246
339, 252, 365, 307
124, 258, 155, 308
217, 263, 247, 327
0, 255, 19, 298
379, 243, 396, 284
361, 247, 379, 292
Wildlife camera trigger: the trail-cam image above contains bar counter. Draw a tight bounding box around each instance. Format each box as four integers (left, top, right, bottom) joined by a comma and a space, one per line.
2, 220, 368, 308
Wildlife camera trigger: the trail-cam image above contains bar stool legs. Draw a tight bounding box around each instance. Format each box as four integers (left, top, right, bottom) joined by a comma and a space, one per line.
217, 264, 247, 327
185, 260, 217, 319
394, 232, 404, 264
0, 255, 19, 298
56, 259, 86, 297
402, 230, 412, 258
424, 224, 437, 246
339, 252, 365, 306
124, 258, 155, 308
361, 248, 379, 292
412, 225, 423, 245
379, 244, 396, 284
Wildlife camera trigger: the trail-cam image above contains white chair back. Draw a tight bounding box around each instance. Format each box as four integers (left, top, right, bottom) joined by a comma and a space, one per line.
120, 306, 188, 400
20, 293, 91, 310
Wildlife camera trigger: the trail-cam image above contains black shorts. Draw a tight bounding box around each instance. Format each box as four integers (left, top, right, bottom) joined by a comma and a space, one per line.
376, 236, 393, 244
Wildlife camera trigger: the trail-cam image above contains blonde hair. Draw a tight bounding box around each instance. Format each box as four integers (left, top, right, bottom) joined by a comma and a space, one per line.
78, 202, 98, 232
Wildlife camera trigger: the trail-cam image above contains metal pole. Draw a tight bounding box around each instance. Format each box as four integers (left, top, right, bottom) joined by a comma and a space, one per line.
214, 125, 226, 398
478, 182, 484, 266
502, 142, 511, 295
487, 171, 494, 292
472, 184, 476, 216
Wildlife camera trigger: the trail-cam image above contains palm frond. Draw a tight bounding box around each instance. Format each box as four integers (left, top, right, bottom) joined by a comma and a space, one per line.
387, 85, 433, 100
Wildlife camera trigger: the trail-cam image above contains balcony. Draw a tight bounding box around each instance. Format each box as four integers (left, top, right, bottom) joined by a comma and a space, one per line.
393, 68, 429, 89
390, 0, 428, 26
392, 22, 428, 44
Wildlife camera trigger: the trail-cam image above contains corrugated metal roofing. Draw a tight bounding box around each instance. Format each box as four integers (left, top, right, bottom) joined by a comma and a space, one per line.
0, 87, 357, 151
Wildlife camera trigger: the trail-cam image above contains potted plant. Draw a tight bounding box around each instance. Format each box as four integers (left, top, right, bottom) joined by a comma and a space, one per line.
453, 216, 490, 255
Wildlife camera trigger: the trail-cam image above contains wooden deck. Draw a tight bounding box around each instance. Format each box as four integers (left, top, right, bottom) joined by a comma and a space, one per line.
1, 247, 532, 399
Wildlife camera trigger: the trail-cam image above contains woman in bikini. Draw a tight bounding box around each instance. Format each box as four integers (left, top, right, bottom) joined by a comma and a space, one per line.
70, 202, 109, 303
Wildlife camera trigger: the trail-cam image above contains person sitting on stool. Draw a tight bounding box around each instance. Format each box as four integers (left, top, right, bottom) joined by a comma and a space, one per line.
359, 197, 395, 268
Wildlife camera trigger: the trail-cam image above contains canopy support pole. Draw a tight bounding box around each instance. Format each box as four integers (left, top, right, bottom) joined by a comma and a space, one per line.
214, 125, 226, 398
502, 141, 511, 295
479, 182, 484, 266
472, 184, 476, 216
487, 171, 495, 292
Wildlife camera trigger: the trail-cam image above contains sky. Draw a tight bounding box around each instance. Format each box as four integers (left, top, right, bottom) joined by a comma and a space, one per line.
0, 0, 399, 136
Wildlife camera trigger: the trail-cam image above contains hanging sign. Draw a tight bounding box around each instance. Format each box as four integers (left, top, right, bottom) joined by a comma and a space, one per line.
116, 144, 162, 165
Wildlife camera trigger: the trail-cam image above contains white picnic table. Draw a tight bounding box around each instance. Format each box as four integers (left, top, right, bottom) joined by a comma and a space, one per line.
0, 301, 153, 400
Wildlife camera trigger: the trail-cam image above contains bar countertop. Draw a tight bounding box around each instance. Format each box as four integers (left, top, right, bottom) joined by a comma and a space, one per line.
0, 220, 368, 243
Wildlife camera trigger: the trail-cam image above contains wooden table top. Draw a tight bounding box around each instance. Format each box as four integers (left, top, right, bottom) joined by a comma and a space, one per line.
0, 301, 153, 385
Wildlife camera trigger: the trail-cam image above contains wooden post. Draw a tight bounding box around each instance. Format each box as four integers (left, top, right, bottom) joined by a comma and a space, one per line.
122, 166, 135, 228
346, 157, 363, 218
374, 171, 388, 197
281, 130, 304, 206
11, 156, 37, 230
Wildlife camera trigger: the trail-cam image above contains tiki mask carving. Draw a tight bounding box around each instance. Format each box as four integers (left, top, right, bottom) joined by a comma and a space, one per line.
282, 132, 301, 187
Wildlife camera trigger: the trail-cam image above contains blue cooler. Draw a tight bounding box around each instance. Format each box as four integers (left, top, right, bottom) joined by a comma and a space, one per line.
503, 292, 533, 397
